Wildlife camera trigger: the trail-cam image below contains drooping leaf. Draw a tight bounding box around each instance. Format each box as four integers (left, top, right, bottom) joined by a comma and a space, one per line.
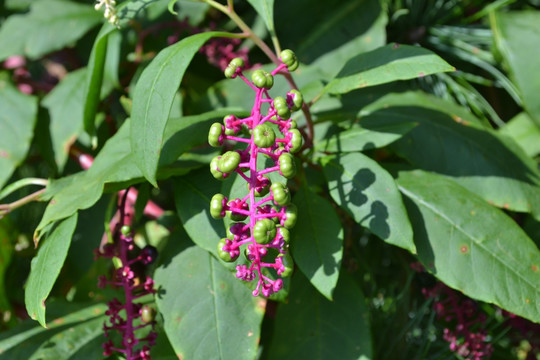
397, 170, 540, 323
321, 153, 415, 253
131, 32, 232, 187
246, 0, 276, 39
325, 43, 455, 95
275, 0, 387, 78
362, 93, 540, 219
499, 112, 540, 158
25, 213, 78, 327
268, 271, 372, 360
0, 300, 106, 359
35, 119, 143, 241
491, 11, 540, 126
0, 78, 38, 189
0, 0, 102, 61
292, 184, 343, 300
154, 245, 264, 360
42, 68, 87, 171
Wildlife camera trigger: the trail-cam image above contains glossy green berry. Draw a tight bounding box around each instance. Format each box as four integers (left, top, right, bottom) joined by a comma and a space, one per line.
273, 96, 291, 119
210, 156, 224, 180
224, 57, 245, 79
210, 193, 226, 219
218, 151, 241, 173
282, 203, 297, 229
279, 152, 296, 178
280, 49, 299, 71
121, 225, 131, 236
253, 218, 277, 245
288, 129, 303, 153
217, 238, 238, 262
277, 253, 294, 277
251, 70, 274, 89
289, 120, 298, 129
288, 90, 303, 111
141, 305, 155, 323
271, 183, 291, 206
253, 124, 276, 148
208, 122, 223, 147
277, 226, 290, 244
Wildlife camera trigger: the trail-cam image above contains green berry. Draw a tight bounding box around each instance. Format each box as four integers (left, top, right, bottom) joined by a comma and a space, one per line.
251, 70, 274, 89
282, 204, 297, 229
279, 152, 296, 178
273, 96, 291, 119
210, 193, 226, 219
253, 124, 276, 148
280, 49, 299, 71
288, 90, 303, 111
289, 120, 298, 129
210, 156, 224, 180
277, 226, 290, 244
253, 218, 277, 244
271, 183, 291, 206
288, 129, 303, 153
219, 151, 241, 173
141, 305, 155, 323
121, 225, 131, 236
224, 58, 245, 79
277, 253, 294, 277
208, 122, 223, 147
217, 238, 238, 262
226, 199, 248, 221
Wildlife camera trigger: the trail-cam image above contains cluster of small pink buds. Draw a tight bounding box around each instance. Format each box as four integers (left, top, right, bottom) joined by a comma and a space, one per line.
208, 50, 302, 297
96, 223, 158, 359
413, 263, 494, 360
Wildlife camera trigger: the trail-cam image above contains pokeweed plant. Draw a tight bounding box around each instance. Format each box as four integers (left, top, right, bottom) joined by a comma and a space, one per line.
0, 1, 540, 359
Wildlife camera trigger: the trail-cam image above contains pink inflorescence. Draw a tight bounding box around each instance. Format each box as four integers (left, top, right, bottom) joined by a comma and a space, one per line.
95, 220, 158, 359
208, 50, 302, 297
414, 262, 493, 360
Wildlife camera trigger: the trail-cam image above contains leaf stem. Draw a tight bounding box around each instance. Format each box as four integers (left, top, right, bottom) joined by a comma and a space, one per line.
0, 189, 46, 219
0, 178, 48, 201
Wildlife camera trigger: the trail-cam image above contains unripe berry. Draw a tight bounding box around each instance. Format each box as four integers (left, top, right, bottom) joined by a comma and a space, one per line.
251, 70, 274, 89
253, 124, 276, 148
219, 151, 241, 173
280, 49, 299, 71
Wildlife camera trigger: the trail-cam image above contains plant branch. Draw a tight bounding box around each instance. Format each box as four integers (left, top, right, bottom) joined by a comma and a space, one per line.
0, 178, 48, 201
0, 189, 46, 219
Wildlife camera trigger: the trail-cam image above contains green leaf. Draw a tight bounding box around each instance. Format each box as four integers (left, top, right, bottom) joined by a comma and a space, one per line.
131, 32, 231, 187
42, 68, 87, 171
292, 184, 343, 300
275, 0, 387, 78
0, 0, 102, 61
268, 271, 372, 360
499, 112, 540, 158
314, 118, 417, 153
25, 213, 78, 327
325, 43, 455, 95
397, 170, 540, 323
321, 153, 415, 253
35, 119, 143, 241
246, 0, 276, 39
0, 78, 38, 189
0, 218, 15, 324
491, 11, 540, 126
363, 92, 540, 219
173, 169, 224, 255
154, 245, 264, 360
83, 23, 116, 141
0, 300, 106, 359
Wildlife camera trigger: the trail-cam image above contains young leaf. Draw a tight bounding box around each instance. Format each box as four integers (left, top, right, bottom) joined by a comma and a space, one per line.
34, 120, 143, 241
292, 184, 344, 300
491, 11, 540, 126
0, 0, 102, 61
42, 68, 87, 172
154, 245, 264, 360
364, 92, 540, 220
268, 271, 372, 360
397, 170, 540, 323
321, 153, 415, 253
246, 0, 276, 39
25, 213, 78, 328
0, 78, 38, 189
131, 32, 231, 187
325, 43, 455, 95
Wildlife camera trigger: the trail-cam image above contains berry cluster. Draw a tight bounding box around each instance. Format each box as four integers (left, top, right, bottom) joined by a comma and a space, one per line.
96, 219, 158, 359
208, 50, 302, 297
